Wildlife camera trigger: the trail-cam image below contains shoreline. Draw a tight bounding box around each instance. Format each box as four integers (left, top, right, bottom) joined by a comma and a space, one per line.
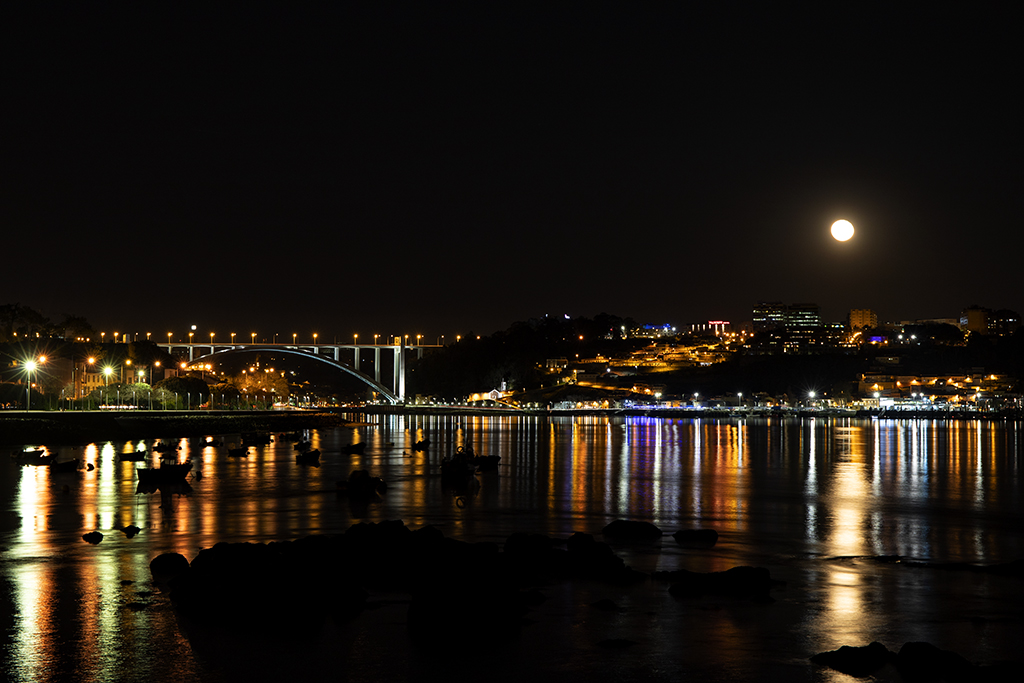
2, 405, 1019, 448
0, 410, 347, 447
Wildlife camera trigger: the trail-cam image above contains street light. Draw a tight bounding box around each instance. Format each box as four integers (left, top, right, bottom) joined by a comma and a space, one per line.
251, 332, 256, 345
374, 334, 379, 345
24, 360, 37, 410
292, 333, 297, 345
313, 333, 318, 345
231, 332, 236, 344
353, 333, 358, 346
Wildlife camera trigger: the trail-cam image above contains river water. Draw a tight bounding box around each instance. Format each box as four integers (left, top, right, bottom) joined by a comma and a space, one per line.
1, 414, 1022, 682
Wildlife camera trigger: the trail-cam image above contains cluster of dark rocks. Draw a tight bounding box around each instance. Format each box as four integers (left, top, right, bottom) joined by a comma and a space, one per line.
150, 518, 766, 643
811, 640, 1019, 681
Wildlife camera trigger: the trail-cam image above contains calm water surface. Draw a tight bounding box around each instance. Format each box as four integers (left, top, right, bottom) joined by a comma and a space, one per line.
1, 414, 1022, 682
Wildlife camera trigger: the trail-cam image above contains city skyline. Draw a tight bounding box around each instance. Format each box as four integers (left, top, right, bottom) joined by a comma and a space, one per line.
4, 4, 1021, 337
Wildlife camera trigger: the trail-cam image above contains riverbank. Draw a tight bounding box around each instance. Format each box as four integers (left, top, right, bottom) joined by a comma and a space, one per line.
356, 404, 1021, 421
0, 410, 347, 447
4, 405, 1020, 448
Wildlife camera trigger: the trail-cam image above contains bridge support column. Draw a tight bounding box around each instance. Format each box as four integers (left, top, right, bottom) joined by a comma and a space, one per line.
374, 348, 381, 383
189, 346, 194, 361
394, 344, 405, 402
354, 347, 360, 372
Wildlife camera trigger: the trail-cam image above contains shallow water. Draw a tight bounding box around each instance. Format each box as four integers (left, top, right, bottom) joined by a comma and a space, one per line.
1, 414, 1022, 682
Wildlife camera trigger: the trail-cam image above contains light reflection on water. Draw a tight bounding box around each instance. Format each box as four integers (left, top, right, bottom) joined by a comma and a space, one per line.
1, 415, 1022, 682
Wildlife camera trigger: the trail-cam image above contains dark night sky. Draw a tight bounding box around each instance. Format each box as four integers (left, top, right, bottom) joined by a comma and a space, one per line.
3, 3, 1021, 341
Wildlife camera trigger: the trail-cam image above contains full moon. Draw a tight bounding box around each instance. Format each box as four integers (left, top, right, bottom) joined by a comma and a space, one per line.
830, 219, 855, 241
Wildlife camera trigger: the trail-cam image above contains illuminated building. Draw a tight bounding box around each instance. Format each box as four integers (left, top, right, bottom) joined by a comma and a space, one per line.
752, 302, 787, 331
960, 305, 989, 334
785, 303, 821, 329
848, 309, 877, 330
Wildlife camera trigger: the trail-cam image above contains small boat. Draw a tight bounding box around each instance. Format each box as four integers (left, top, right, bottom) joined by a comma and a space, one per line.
342, 442, 366, 455
412, 439, 430, 452
153, 441, 178, 454
119, 450, 147, 462
453, 444, 499, 472
295, 449, 321, 465
336, 469, 386, 498
50, 459, 80, 473
136, 460, 193, 486
13, 449, 56, 466
293, 440, 312, 451
228, 446, 249, 457
440, 446, 478, 488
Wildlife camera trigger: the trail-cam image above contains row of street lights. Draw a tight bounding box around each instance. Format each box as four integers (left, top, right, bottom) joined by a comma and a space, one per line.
137, 332, 457, 346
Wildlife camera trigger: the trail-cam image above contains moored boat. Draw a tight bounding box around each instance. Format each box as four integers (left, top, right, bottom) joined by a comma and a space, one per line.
295, 449, 321, 465
51, 459, 80, 473
440, 446, 478, 488
12, 449, 56, 466
136, 460, 193, 485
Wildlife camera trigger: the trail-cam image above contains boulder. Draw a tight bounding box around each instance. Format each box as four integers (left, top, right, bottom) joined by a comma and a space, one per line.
810, 641, 893, 677
149, 552, 190, 582
82, 531, 103, 545
566, 532, 645, 584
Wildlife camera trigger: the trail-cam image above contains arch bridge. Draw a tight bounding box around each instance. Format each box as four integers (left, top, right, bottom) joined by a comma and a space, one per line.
160, 342, 435, 404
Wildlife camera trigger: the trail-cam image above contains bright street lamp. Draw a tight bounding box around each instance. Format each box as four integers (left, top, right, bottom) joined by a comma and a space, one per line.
24, 360, 38, 410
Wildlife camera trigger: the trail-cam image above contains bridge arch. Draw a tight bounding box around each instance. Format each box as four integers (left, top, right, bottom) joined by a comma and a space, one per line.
187, 346, 400, 404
